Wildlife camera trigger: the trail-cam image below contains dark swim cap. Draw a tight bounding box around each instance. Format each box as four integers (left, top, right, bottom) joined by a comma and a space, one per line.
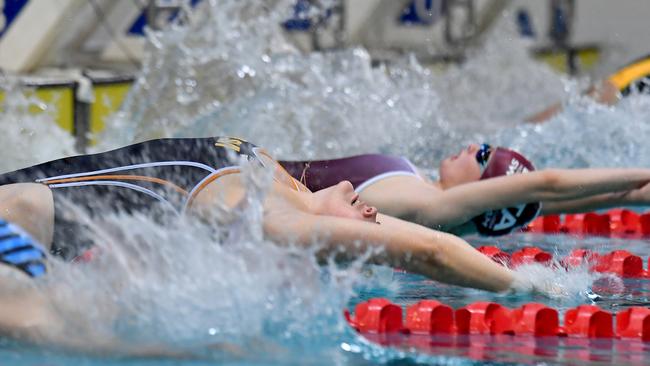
472, 146, 542, 236
608, 53, 650, 96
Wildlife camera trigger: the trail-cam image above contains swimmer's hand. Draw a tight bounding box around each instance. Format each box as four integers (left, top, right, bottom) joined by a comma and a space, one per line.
584, 289, 602, 302
625, 181, 650, 205
509, 274, 569, 298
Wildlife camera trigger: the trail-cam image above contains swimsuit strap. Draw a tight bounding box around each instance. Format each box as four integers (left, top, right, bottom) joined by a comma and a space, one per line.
299, 162, 311, 187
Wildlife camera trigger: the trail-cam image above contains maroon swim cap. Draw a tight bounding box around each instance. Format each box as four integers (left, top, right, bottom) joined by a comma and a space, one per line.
472, 147, 541, 236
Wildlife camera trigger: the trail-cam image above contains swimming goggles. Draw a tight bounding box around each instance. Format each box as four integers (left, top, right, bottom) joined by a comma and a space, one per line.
475, 143, 492, 168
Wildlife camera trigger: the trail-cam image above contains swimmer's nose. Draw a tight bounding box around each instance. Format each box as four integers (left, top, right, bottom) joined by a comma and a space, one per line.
338, 180, 355, 193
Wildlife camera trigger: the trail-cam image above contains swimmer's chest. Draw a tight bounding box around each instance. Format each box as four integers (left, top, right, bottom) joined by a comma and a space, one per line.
0, 137, 261, 214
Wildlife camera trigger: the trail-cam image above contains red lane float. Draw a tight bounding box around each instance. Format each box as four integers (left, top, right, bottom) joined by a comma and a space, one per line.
596, 250, 647, 277
561, 249, 598, 267
477, 246, 510, 264
523, 209, 650, 238
455, 302, 513, 335
564, 305, 613, 338
405, 300, 454, 334
510, 303, 559, 336
616, 307, 650, 341
474, 246, 650, 278
346, 298, 650, 342
344, 298, 403, 333
510, 247, 552, 266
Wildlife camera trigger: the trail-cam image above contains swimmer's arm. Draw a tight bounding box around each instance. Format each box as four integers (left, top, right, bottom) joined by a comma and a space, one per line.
525, 80, 620, 123
0, 269, 108, 353
525, 102, 563, 124
0, 270, 208, 357
0, 276, 63, 344
263, 211, 515, 293
435, 168, 650, 226
540, 193, 629, 214
0, 183, 54, 247
540, 181, 650, 214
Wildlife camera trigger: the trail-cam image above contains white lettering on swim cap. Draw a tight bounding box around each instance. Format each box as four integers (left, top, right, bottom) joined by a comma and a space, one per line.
490, 204, 528, 231
507, 159, 520, 175
507, 158, 530, 176
492, 209, 517, 231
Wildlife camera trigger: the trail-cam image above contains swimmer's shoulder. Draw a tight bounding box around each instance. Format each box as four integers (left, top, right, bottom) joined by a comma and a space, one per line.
189, 174, 247, 213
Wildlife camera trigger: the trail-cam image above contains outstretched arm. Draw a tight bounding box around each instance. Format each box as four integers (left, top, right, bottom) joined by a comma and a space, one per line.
525, 79, 620, 123
541, 180, 650, 214
0, 266, 199, 357
429, 168, 650, 229
263, 209, 515, 293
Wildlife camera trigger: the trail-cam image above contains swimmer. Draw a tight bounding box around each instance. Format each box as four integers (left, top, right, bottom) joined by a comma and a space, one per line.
527, 53, 650, 123
281, 143, 650, 236
0, 136, 525, 295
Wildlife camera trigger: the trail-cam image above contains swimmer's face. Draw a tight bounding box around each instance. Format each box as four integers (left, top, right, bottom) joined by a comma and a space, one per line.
311, 181, 378, 223
439, 144, 482, 188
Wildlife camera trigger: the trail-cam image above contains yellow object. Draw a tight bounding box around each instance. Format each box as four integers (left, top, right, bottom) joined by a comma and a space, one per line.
608, 55, 650, 91
34, 86, 75, 133
90, 81, 132, 144
0, 79, 132, 146
535, 47, 600, 74
0, 85, 75, 133
214, 137, 245, 152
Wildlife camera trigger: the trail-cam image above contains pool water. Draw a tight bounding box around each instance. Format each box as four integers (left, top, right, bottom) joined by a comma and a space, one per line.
2, 0, 650, 365
352, 232, 650, 364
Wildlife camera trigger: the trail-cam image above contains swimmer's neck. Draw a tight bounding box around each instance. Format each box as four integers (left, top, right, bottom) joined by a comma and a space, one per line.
432, 180, 446, 190
270, 181, 312, 213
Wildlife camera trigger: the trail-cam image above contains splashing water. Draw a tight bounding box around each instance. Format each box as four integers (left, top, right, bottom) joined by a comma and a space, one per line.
0, 77, 77, 172
494, 94, 650, 168
511, 262, 615, 301
98, 2, 570, 168
32, 159, 369, 363
99, 0, 299, 149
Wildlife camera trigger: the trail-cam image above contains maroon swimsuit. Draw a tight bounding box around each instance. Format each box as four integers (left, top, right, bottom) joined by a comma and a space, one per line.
280, 154, 421, 192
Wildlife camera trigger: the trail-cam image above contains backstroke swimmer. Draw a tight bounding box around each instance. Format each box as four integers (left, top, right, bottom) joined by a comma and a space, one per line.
527, 53, 650, 123
278, 57, 650, 237
281, 143, 650, 237
0, 136, 563, 353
